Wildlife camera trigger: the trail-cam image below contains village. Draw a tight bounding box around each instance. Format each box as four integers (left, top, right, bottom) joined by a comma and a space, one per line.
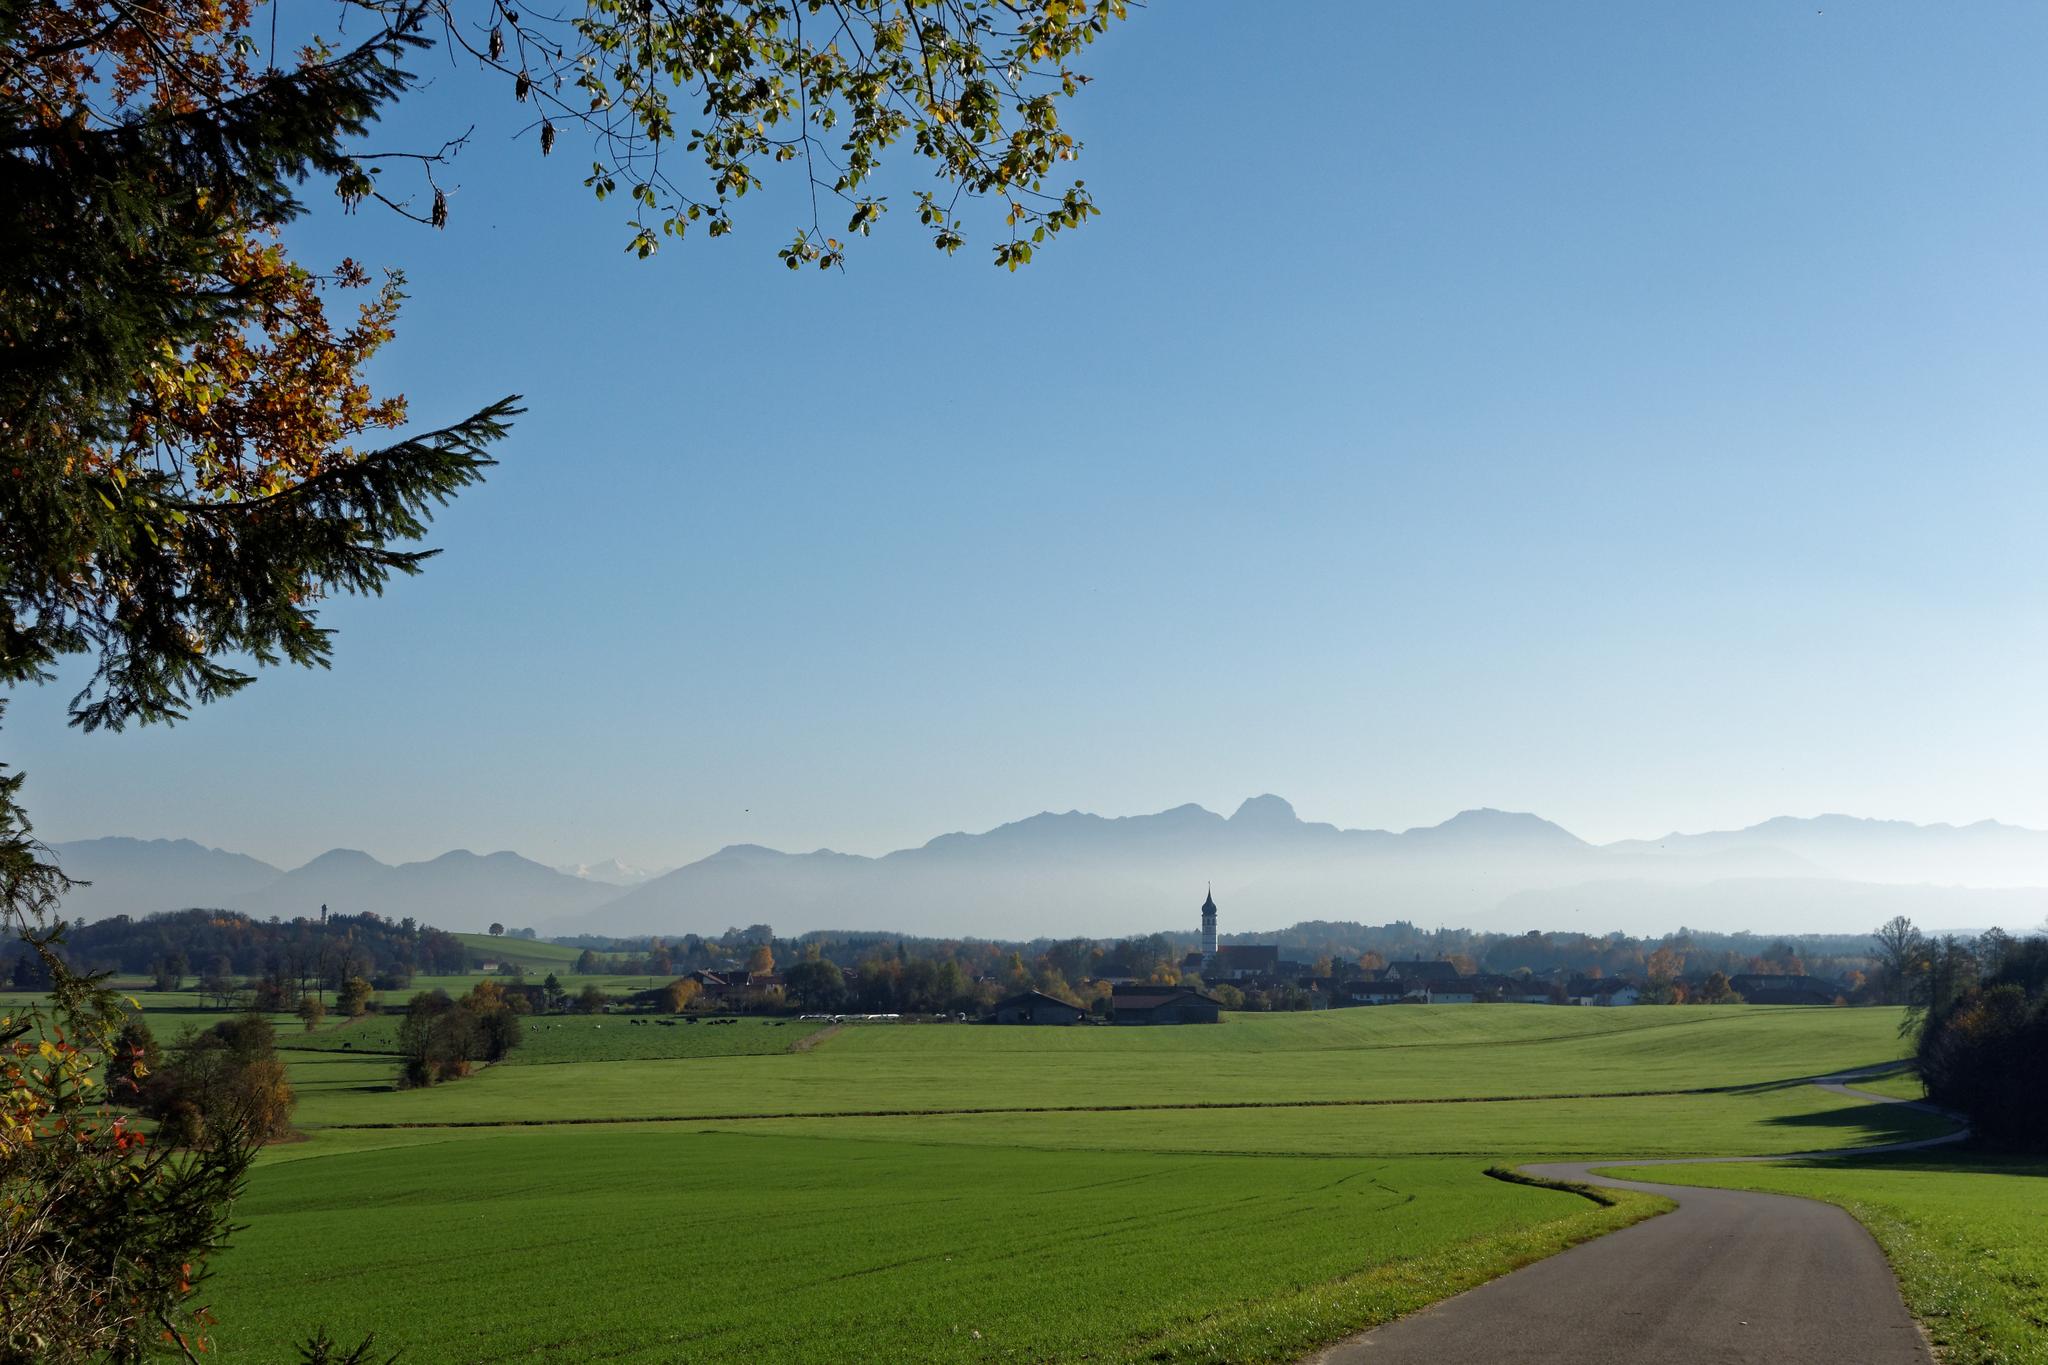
578, 888, 1857, 1027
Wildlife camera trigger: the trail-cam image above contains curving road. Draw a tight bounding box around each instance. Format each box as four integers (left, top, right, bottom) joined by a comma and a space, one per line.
1310, 1075, 1967, 1365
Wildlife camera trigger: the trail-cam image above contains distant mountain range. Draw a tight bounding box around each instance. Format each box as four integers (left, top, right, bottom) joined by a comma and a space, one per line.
48, 798, 2048, 938
51, 837, 615, 929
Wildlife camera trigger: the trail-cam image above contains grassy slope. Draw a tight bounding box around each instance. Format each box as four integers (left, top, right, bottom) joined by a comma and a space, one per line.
287, 1012, 825, 1064
729, 1086, 1949, 1158
452, 933, 584, 969
209, 1130, 1659, 1365
286, 1004, 1912, 1127
1849, 1070, 1927, 1101
1604, 1153, 2048, 1365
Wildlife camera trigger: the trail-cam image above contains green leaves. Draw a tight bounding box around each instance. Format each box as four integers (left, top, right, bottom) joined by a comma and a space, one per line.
472, 0, 1131, 266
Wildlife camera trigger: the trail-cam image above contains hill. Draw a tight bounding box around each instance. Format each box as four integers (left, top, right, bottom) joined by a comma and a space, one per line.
452, 932, 584, 972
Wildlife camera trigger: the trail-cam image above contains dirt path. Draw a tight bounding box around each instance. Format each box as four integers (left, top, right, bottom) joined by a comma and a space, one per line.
1309, 1074, 1967, 1365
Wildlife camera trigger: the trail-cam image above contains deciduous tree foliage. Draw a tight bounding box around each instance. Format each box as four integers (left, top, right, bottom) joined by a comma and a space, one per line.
383, 0, 1128, 265
140, 1013, 297, 1150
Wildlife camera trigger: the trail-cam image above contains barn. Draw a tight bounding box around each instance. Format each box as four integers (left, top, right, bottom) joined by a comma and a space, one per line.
1110, 988, 1223, 1025
988, 990, 1090, 1025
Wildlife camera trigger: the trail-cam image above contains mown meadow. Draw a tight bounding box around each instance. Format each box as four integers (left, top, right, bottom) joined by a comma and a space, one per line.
280, 1001, 1921, 1127
289, 1010, 826, 1064
157, 1002, 1962, 1363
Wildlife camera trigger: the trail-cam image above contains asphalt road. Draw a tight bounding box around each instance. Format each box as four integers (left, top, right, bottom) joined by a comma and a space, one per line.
1310, 1075, 1966, 1365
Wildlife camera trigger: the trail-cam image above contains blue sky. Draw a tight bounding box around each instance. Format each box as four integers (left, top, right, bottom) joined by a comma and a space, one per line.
15, 1, 2048, 869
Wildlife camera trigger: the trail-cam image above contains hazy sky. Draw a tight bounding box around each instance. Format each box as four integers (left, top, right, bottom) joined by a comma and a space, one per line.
14, 2, 2048, 870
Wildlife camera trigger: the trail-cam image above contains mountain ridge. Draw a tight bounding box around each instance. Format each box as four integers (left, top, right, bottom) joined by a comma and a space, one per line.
48, 803, 2048, 937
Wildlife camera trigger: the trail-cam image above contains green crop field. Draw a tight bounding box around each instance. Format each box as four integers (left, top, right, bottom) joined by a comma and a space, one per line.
280, 1003, 1915, 1128
451, 934, 602, 973
207, 1130, 1657, 1365
1604, 1153, 2048, 1365
287, 1011, 826, 1064
150, 1002, 2003, 1363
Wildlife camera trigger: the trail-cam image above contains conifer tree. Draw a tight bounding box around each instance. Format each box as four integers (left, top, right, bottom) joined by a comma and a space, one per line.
0, 7, 507, 1358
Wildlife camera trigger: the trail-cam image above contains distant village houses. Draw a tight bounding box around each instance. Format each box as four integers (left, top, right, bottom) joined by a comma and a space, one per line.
973, 886, 1856, 1024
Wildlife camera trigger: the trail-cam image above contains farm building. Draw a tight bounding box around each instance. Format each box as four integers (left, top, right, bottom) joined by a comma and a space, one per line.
1729, 974, 1841, 1005
1111, 988, 1223, 1025
989, 990, 1090, 1025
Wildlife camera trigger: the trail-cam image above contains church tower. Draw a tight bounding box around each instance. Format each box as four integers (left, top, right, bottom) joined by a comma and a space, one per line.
1200, 885, 1218, 972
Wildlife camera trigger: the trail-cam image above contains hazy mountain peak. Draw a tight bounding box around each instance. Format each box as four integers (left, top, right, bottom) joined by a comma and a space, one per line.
298, 847, 389, 872
1409, 808, 1587, 846
1230, 794, 1299, 825
709, 843, 797, 861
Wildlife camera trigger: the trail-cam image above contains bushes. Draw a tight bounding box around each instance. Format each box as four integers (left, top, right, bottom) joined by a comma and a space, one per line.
397, 985, 523, 1087
142, 1014, 297, 1149
337, 976, 373, 1017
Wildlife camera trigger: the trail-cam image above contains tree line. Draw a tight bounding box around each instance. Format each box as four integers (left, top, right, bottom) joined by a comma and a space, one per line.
5, 906, 469, 995
1879, 916, 2047, 1149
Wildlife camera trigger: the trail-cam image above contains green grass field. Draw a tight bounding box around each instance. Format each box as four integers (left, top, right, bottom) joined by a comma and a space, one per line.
160, 1003, 1989, 1363
288, 1011, 826, 1064
208, 1131, 1657, 1365
1846, 1069, 1927, 1101
453, 933, 585, 971
282, 1003, 1914, 1127
1605, 1153, 2048, 1365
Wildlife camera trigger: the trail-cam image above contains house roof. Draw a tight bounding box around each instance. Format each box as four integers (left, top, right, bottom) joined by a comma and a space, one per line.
991, 990, 1086, 1012
1113, 989, 1224, 1011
